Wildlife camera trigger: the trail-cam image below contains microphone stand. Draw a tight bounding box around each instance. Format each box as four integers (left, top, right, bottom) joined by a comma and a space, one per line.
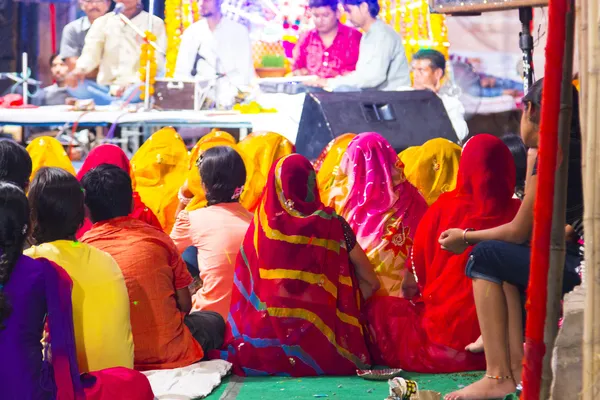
143, 0, 155, 110
519, 7, 534, 93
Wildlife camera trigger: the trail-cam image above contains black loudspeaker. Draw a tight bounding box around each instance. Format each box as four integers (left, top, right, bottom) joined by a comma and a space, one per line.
296, 90, 459, 160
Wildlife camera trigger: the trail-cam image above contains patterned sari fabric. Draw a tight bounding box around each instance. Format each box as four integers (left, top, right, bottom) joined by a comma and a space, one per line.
186, 132, 249, 212
218, 154, 371, 376
26, 136, 76, 181
76, 144, 161, 238
237, 132, 295, 212
313, 133, 356, 197
399, 138, 461, 206
323, 133, 428, 296
130, 128, 189, 233
365, 134, 521, 373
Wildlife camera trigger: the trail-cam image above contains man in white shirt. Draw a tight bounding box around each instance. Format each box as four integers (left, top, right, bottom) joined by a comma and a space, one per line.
306, 0, 410, 91
175, 0, 254, 106
407, 49, 469, 142
66, 0, 166, 102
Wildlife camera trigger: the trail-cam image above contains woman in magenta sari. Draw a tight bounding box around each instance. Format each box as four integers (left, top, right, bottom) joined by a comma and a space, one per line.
76, 144, 161, 238
323, 132, 428, 297
365, 134, 521, 373
218, 154, 379, 376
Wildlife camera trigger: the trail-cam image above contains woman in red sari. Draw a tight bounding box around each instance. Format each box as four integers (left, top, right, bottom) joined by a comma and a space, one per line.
365, 134, 521, 373
218, 154, 378, 376
76, 144, 161, 238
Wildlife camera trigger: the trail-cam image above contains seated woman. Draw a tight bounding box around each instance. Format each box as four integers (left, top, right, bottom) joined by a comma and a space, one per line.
26, 136, 76, 181
171, 146, 253, 320
76, 144, 161, 238
399, 138, 462, 206
130, 127, 189, 233
440, 79, 583, 400
313, 133, 356, 196
323, 132, 429, 296
219, 154, 380, 376
237, 131, 295, 212
24, 167, 135, 373
0, 182, 153, 400
366, 134, 521, 373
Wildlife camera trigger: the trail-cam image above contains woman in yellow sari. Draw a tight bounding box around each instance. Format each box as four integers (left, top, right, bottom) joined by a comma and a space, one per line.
26, 136, 76, 181
399, 138, 461, 206
130, 127, 189, 233
313, 133, 356, 197
237, 132, 294, 212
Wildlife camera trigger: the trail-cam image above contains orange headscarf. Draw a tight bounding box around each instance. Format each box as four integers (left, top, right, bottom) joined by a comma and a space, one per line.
130, 127, 189, 233
313, 133, 356, 199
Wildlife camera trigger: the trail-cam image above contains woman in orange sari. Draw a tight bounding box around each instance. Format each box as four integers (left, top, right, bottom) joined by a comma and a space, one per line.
218, 154, 378, 376
237, 132, 294, 212
323, 132, 429, 296
365, 134, 521, 373
130, 128, 189, 233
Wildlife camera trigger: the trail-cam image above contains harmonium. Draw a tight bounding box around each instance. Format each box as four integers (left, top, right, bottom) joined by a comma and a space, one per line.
429, 0, 547, 14
154, 77, 214, 111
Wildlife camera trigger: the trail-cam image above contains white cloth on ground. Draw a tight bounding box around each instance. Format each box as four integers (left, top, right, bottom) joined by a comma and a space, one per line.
142, 359, 232, 399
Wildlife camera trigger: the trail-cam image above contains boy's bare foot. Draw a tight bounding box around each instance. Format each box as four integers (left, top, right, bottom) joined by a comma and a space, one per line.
444, 376, 516, 400
465, 335, 484, 353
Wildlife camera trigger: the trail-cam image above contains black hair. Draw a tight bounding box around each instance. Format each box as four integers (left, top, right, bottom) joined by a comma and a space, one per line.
49, 53, 63, 67
343, 0, 379, 17
0, 139, 32, 190
198, 146, 246, 206
413, 49, 446, 74
0, 182, 30, 330
521, 78, 581, 139
28, 167, 85, 244
81, 164, 133, 223
309, 0, 338, 9
501, 134, 527, 198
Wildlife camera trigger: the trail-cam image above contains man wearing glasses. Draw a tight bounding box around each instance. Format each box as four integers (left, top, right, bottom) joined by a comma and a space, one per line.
60, 0, 111, 72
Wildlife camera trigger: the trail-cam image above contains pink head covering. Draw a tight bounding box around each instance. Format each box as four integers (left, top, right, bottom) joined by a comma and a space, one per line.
77, 144, 131, 181
324, 132, 428, 296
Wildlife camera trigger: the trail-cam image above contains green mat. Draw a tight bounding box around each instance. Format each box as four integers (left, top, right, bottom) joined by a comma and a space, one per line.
205, 371, 486, 399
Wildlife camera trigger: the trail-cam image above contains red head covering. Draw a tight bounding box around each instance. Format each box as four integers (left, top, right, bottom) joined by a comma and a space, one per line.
76, 144, 161, 238
219, 154, 371, 376
366, 134, 521, 373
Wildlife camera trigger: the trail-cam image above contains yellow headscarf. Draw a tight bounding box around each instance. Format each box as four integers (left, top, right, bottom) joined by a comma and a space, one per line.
237, 132, 294, 212
185, 131, 248, 211
313, 133, 356, 198
130, 127, 189, 233
399, 138, 461, 205
26, 136, 76, 181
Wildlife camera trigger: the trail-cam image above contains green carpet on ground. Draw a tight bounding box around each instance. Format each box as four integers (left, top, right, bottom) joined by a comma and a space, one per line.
204, 371, 488, 399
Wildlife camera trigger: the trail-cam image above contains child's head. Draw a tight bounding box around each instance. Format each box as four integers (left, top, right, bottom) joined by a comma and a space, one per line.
81, 164, 134, 223
198, 146, 246, 206
28, 167, 84, 244
0, 140, 32, 190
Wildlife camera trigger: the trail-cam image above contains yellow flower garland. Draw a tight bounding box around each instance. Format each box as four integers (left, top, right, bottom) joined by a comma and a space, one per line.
191, 0, 199, 22
139, 31, 157, 100
165, 0, 182, 77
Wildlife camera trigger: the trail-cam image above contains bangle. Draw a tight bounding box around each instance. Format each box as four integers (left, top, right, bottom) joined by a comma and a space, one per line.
178, 188, 192, 205
463, 228, 475, 245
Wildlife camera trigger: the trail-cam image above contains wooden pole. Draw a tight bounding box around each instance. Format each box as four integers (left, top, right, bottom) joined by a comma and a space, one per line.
540, 1, 575, 397
582, 0, 600, 395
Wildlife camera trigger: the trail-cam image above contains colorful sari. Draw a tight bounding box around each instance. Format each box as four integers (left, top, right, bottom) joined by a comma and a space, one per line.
217, 154, 371, 376
76, 144, 162, 238
399, 138, 461, 206
237, 132, 295, 212
130, 128, 189, 233
313, 133, 356, 196
365, 134, 521, 373
26, 136, 76, 181
186, 131, 249, 211
323, 132, 428, 296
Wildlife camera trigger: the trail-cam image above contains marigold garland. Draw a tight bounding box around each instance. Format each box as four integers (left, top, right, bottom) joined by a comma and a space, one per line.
191, 0, 199, 22
165, 0, 183, 77
139, 31, 157, 100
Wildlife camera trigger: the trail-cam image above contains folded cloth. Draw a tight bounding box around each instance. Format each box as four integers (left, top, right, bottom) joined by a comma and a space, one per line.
142, 359, 232, 399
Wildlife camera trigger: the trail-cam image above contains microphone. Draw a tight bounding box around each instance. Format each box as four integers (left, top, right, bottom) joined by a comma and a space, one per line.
114, 3, 165, 55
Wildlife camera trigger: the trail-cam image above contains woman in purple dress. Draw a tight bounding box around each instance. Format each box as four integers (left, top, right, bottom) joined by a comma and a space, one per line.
0, 181, 83, 399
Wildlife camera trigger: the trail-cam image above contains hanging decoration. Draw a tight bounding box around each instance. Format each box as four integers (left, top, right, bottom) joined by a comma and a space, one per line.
139, 31, 157, 101
165, 0, 183, 77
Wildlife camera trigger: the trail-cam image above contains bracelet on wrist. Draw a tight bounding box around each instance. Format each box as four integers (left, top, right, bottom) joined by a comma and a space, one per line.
463, 228, 475, 245
178, 188, 192, 205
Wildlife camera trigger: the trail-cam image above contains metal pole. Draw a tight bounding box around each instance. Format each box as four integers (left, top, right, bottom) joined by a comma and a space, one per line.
519, 7, 534, 93
22, 52, 28, 105
540, 1, 575, 398
144, 0, 155, 111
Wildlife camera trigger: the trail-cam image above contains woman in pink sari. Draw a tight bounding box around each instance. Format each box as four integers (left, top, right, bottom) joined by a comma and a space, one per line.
76, 144, 161, 238
323, 132, 428, 296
